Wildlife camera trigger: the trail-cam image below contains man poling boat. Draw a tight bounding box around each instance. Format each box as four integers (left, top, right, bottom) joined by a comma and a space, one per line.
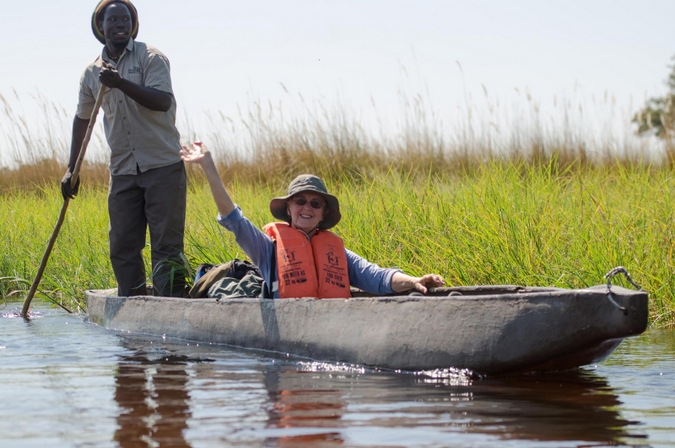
62, 0, 188, 298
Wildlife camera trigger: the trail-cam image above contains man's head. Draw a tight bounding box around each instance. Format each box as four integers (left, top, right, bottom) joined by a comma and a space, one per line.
91, 0, 139, 45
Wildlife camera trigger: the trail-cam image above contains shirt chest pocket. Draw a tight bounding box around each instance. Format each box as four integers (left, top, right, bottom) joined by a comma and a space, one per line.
125, 66, 144, 85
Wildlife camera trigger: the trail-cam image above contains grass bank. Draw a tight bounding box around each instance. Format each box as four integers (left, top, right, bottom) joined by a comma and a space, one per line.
1, 161, 673, 327
2, 88, 674, 325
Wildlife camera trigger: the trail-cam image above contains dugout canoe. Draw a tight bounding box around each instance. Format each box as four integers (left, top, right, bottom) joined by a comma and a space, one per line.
85, 275, 648, 375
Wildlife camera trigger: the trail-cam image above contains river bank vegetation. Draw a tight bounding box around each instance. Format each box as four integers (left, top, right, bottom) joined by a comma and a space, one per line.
2, 86, 675, 327
1, 150, 674, 327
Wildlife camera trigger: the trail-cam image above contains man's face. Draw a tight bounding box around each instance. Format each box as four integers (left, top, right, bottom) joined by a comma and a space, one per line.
100, 2, 132, 49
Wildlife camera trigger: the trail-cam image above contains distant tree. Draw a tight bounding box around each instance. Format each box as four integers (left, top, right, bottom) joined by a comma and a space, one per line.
633, 57, 675, 138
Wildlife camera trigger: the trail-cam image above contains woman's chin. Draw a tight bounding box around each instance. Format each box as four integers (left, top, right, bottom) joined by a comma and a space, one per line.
293, 221, 320, 234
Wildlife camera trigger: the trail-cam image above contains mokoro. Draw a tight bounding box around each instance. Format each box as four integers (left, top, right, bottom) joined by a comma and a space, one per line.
86, 280, 648, 375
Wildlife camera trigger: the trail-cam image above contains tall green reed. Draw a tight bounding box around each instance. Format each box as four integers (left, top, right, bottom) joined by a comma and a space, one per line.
1, 166, 674, 326
0, 186, 111, 311
1, 86, 674, 326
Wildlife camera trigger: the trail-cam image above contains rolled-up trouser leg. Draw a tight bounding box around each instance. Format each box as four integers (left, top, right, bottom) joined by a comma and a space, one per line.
109, 173, 147, 297
142, 161, 187, 297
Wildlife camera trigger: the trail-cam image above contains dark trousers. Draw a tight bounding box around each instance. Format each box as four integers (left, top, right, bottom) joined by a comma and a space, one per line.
108, 161, 187, 297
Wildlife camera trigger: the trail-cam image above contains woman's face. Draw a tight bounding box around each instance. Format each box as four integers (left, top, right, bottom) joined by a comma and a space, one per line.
287, 192, 327, 234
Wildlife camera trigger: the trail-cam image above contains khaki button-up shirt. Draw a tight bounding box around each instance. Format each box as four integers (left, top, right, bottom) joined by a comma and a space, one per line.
77, 40, 182, 176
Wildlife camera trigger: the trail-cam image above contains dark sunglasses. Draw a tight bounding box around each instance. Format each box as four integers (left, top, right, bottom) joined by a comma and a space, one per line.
292, 197, 325, 209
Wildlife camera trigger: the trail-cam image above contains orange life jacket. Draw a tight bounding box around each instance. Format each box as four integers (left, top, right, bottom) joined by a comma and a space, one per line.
263, 222, 351, 299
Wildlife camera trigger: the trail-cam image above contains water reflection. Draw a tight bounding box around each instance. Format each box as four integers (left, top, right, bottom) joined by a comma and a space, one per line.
258, 362, 647, 447
106, 333, 653, 448
113, 338, 209, 447
449, 370, 645, 445
263, 365, 347, 446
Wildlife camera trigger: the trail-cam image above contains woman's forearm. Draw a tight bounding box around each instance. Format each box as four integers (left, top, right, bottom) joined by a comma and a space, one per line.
200, 153, 235, 217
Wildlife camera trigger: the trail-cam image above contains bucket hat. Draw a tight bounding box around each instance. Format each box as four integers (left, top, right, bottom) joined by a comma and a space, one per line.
92, 0, 139, 45
269, 174, 341, 229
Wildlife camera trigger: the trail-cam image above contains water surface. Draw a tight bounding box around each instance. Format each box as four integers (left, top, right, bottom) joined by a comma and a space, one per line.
1, 300, 673, 447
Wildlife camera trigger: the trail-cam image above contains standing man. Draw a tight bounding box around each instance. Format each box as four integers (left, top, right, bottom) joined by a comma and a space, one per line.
62, 0, 187, 297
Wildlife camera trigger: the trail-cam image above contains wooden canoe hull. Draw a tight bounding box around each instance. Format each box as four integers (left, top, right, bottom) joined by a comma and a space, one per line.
85, 285, 648, 375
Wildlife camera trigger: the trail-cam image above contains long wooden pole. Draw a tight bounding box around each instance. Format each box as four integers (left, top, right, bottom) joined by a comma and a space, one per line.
21, 86, 107, 317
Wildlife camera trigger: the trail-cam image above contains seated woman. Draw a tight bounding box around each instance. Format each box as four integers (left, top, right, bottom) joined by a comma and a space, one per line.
181, 142, 445, 298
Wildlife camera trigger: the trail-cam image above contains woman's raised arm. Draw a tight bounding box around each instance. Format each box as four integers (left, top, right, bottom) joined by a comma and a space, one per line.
181, 142, 236, 217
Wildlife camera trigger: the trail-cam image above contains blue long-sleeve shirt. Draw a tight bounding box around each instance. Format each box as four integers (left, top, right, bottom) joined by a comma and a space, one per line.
217, 206, 400, 298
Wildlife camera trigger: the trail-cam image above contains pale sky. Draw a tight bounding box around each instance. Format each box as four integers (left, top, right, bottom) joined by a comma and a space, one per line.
1, 0, 675, 165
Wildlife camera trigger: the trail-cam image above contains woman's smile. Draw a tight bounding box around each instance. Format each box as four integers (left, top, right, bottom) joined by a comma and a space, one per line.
288, 192, 326, 234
